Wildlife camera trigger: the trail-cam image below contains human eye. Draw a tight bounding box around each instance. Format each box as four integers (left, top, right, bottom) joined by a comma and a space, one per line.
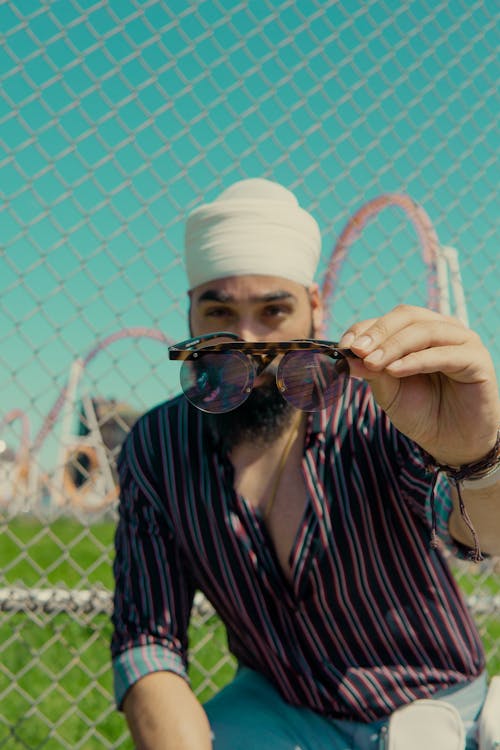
262, 303, 294, 319
203, 305, 234, 320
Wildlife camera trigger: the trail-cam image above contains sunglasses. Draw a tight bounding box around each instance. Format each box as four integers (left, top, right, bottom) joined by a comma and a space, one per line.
168, 332, 357, 413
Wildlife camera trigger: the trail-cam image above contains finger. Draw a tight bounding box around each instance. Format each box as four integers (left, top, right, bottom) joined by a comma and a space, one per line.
384, 343, 493, 384
341, 305, 466, 357
344, 317, 472, 370
356, 321, 475, 372
347, 359, 402, 414
339, 319, 378, 348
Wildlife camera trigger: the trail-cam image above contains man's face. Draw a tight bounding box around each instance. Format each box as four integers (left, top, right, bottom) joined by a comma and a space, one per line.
188, 274, 323, 445
189, 274, 322, 343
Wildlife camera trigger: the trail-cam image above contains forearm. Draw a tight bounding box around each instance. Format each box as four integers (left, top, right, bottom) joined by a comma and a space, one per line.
123, 671, 212, 750
449, 481, 500, 556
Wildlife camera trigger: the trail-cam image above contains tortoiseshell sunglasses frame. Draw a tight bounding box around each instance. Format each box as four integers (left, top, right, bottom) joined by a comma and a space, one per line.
169, 332, 358, 412
168, 332, 358, 367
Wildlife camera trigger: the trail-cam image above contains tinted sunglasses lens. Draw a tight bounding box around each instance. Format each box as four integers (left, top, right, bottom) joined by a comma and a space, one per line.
180, 351, 253, 413
277, 351, 349, 411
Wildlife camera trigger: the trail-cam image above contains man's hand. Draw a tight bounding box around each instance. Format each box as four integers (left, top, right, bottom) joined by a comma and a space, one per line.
340, 304, 500, 466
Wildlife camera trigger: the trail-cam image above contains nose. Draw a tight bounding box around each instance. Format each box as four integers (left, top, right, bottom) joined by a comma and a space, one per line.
231, 319, 269, 342
249, 351, 281, 389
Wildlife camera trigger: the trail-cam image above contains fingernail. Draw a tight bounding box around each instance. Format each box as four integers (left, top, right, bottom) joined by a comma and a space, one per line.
365, 348, 383, 364
387, 358, 403, 370
354, 335, 372, 350
340, 332, 355, 348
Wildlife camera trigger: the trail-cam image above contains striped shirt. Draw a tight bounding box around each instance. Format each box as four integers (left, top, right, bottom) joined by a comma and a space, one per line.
111, 379, 484, 720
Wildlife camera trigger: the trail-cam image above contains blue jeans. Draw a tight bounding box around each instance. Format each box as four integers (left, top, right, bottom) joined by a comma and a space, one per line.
204, 667, 487, 750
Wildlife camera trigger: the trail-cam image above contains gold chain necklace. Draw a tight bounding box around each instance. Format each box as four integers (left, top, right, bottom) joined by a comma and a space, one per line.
263, 411, 303, 521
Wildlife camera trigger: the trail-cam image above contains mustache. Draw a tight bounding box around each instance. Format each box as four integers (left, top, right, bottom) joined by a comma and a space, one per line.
206, 380, 295, 449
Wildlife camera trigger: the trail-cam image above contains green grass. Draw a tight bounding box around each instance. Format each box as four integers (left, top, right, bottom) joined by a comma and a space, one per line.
0, 517, 235, 749
0, 610, 234, 749
0, 613, 129, 749
0, 517, 498, 748
1, 516, 115, 589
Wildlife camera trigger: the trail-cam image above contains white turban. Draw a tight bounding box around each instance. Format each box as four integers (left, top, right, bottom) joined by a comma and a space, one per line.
184, 178, 321, 289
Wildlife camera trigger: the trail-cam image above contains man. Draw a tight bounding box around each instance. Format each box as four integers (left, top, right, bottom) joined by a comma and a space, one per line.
111, 178, 500, 749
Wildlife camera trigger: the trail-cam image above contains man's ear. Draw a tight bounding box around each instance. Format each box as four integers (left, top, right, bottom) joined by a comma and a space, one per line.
308, 283, 324, 337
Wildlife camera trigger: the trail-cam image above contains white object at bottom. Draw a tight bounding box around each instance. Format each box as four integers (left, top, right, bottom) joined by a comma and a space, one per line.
387, 699, 465, 750
478, 676, 500, 750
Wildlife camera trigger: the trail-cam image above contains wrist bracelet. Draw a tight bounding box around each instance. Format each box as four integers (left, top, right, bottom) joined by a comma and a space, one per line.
461, 461, 500, 490
422, 429, 500, 563
435, 430, 500, 487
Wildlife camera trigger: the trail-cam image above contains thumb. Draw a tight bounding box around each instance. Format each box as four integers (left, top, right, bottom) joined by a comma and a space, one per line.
348, 359, 401, 414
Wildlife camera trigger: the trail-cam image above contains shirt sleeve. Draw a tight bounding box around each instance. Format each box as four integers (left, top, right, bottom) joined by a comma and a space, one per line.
351, 383, 454, 548
111, 415, 196, 709
394, 423, 476, 558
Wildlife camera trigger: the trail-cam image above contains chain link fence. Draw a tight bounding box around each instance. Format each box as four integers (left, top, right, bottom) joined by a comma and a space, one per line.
1, 1, 499, 747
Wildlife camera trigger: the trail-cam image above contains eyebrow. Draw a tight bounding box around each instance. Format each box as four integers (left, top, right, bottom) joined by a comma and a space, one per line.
196, 290, 298, 304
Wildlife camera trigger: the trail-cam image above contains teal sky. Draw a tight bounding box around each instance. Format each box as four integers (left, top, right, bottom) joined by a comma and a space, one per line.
1, 0, 498, 470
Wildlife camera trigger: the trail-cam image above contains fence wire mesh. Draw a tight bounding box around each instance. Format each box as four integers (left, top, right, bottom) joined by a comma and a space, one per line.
1, 0, 499, 747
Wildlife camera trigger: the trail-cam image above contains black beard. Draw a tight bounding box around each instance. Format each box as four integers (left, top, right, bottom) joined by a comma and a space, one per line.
207, 380, 295, 449
196, 317, 315, 450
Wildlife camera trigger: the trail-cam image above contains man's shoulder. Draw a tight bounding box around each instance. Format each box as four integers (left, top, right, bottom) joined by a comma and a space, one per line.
335, 378, 425, 464
136, 392, 187, 425
119, 393, 190, 457
129, 394, 193, 437
324, 377, 407, 448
